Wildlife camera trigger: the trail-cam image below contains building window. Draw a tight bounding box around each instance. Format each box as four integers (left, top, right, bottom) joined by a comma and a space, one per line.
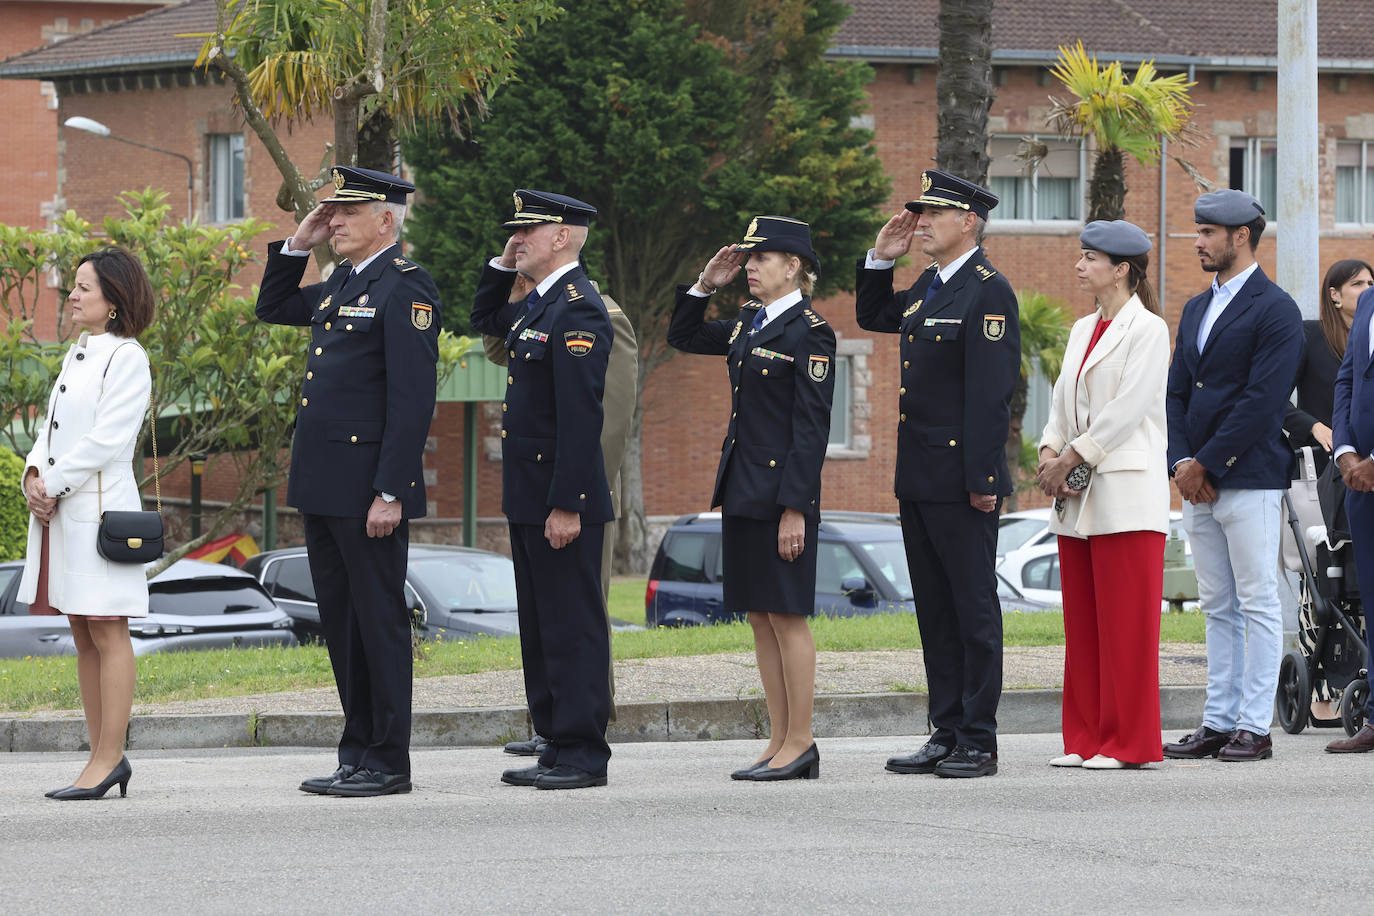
208, 133, 245, 222
828, 355, 852, 448
1335, 141, 1374, 225
1229, 138, 1277, 218
988, 135, 1084, 222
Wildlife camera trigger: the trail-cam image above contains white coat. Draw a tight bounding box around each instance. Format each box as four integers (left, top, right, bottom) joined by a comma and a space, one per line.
1038, 294, 1171, 539
18, 331, 152, 617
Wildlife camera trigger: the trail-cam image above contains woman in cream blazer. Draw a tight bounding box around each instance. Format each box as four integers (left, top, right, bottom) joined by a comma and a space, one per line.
1036, 221, 1170, 770
19, 247, 155, 800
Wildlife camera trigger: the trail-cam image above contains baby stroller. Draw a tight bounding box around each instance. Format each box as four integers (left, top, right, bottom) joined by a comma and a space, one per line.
1275, 446, 1370, 735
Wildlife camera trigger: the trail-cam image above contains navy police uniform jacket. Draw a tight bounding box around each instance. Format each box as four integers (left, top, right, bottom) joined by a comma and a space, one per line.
855, 248, 1020, 502
1335, 288, 1374, 460
470, 263, 614, 526
667, 288, 836, 521
1165, 267, 1302, 490
256, 241, 441, 518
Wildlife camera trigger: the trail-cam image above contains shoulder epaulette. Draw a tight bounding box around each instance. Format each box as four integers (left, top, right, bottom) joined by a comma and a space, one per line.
974, 263, 998, 282
565, 282, 584, 302
802, 307, 827, 328
390, 256, 420, 273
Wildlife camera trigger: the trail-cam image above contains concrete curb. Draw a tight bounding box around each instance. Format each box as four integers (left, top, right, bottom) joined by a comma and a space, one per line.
2, 686, 1209, 753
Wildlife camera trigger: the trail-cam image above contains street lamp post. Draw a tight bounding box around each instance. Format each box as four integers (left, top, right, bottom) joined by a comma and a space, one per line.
64, 116, 193, 222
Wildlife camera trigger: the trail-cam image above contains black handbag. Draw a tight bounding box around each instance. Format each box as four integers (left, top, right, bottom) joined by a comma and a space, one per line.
1053, 451, 1092, 518
94, 342, 163, 564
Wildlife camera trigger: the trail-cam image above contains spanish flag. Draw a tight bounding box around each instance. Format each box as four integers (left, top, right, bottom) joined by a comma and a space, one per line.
187, 532, 260, 567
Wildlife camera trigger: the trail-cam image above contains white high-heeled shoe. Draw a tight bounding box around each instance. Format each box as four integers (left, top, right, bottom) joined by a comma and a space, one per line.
1083, 754, 1141, 769
1049, 753, 1084, 767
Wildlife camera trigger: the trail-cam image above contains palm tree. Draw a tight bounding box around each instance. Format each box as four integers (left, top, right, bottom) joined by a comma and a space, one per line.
1038, 41, 1196, 222
1006, 289, 1072, 510
936, 0, 994, 181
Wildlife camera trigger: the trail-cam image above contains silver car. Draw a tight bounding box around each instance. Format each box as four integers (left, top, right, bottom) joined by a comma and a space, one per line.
0, 558, 298, 657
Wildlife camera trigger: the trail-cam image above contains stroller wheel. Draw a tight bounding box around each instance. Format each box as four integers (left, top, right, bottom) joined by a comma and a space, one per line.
1340, 679, 1370, 737
1275, 650, 1311, 734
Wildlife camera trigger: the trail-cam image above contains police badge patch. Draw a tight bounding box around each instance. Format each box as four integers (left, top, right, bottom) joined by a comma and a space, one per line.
411, 301, 433, 330
564, 330, 596, 356
808, 354, 830, 382
983, 314, 1006, 341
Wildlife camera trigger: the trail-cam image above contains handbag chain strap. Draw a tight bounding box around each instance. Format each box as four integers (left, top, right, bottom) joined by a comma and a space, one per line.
96, 340, 160, 516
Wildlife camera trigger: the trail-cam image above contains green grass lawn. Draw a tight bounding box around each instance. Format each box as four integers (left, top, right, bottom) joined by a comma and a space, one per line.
0, 578, 1205, 714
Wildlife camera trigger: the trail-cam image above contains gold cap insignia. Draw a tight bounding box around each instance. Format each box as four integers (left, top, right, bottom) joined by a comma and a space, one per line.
332, 169, 345, 190
921, 171, 932, 193
513, 193, 524, 212
746, 217, 758, 239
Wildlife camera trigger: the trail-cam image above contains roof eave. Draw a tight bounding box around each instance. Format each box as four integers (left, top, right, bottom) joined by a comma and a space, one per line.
826, 45, 1374, 73
0, 52, 202, 80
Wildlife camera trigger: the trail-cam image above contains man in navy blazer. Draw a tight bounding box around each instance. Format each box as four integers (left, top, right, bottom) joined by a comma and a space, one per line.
1163, 189, 1302, 762
1327, 286, 1374, 752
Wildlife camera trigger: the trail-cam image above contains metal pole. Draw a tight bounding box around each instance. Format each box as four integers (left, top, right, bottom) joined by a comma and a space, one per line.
1277, 0, 1319, 317
463, 402, 478, 548
263, 489, 277, 551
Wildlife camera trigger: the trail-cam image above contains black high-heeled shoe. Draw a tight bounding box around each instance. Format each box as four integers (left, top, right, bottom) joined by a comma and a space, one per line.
49, 757, 131, 800
729, 756, 774, 780
746, 743, 819, 781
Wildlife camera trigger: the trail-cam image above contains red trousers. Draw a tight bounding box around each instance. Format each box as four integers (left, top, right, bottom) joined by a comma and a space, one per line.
1058, 531, 1165, 763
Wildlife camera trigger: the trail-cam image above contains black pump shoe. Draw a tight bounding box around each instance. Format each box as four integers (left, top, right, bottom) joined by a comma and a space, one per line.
746, 744, 819, 781
49, 757, 131, 800
730, 757, 774, 780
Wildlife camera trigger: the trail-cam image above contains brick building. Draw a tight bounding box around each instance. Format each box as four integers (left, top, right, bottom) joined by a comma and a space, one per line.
4, 0, 1374, 560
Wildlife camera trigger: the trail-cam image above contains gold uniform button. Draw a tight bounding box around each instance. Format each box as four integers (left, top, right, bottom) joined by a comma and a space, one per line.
301, 397, 308, 406
935, 335, 942, 342
761, 368, 768, 376
949, 439, 957, 446
732, 411, 736, 419
734, 386, 739, 393
350, 435, 358, 443
900, 413, 907, 422
306, 371, 313, 380
769, 459, 777, 467
988, 475, 995, 483
345, 323, 353, 331
410, 481, 416, 487
1195, 381, 1203, 389
908, 334, 914, 342
525, 353, 532, 360
509, 349, 516, 359
899, 387, 906, 395
903, 360, 910, 369
502, 403, 508, 412
324, 321, 331, 330
314, 347, 323, 356
536, 453, 543, 461
501, 429, 507, 438
579, 492, 587, 500
508, 375, 514, 384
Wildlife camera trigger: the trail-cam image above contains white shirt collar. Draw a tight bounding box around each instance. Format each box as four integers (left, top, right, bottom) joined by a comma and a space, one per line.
536, 260, 581, 297
1210, 261, 1259, 301
937, 246, 979, 283
757, 288, 805, 327
348, 242, 399, 277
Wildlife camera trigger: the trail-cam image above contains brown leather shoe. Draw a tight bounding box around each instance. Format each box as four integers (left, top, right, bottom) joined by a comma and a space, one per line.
1326, 723, 1374, 753
1162, 726, 1234, 759
1217, 729, 1273, 761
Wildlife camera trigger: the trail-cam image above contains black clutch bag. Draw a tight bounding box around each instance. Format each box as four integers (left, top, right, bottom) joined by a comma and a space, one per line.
97, 510, 164, 563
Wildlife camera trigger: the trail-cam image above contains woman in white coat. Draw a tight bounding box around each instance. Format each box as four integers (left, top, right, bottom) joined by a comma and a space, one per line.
20, 247, 155, 800
1035, 221, 1170, 770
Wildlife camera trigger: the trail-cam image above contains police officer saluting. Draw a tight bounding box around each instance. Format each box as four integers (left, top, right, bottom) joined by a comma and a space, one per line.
256, 166, 441, 797
856, 170, 1020, 778
471, 190, 615, 790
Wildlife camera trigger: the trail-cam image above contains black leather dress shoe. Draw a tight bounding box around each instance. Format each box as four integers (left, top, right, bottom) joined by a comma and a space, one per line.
501, 764, 551, 786
1217, 729, 1273, 761
1162, 725, 1234, 759
885, 741, 953, 774
745, 744, 819, 781
299, 765, 357, 795
534, 764, 607, 790
934, 745, 997, 778
504, 735, 550, 757
326, 768, 412, 797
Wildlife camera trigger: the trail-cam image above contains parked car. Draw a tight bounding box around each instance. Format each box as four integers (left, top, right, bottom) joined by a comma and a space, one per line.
0, 558, 298, 658
244, 543, 521, 642
645, 511, 1053, 627
998, 509, 1195, 611
996, 509, 1058, 564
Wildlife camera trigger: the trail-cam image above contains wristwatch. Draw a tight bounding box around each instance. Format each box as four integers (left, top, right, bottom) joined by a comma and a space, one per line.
379, 492, 397, 503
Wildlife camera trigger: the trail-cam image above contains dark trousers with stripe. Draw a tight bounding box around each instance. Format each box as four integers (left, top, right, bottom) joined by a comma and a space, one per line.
509, 521, 612, 775
304, 513, 412, 776
899, 498, 1003, 752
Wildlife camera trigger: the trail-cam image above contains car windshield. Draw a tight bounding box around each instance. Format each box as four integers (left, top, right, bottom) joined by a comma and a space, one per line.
409, 555, 518, 611
148, 580, 278, 616
854, 539, 912, 599
997, 517, 1045, 556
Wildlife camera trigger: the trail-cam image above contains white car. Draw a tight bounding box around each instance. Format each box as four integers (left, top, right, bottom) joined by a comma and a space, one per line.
997, 509, 1193, 610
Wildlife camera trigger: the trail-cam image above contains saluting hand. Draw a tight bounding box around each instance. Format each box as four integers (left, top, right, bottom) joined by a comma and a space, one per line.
290, 204, 336, 252
695, 246, 746, 294
873, 210, 918, 261
499, 235, 520, 271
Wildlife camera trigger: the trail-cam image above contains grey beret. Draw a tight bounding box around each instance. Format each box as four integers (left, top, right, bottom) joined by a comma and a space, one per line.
1079, 220, 1152, 257
1194, 189, 1265, 226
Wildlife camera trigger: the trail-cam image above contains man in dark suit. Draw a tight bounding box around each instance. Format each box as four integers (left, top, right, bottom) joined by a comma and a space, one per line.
256, 166, 441, 797
1327, 285, 1374, 752
856, 170, 1020, 778
1163, 189, 1302, 762
470, 190, 615, 790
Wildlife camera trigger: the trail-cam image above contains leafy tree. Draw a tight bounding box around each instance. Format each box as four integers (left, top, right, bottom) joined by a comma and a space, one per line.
193, 0, 559, 266
0, 191, 471, 569
1006, 288, 1072, 510
1040, 41, 1196, 221
0, 448, 27, 561
403, 0, 889, 570
936, 0, 994, 181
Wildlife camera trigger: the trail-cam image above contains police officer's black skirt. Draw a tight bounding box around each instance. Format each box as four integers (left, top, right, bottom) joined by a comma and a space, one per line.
721, 514, 818, 616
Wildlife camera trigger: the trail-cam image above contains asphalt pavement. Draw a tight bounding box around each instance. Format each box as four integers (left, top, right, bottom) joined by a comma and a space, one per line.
3, 732, 1373, 913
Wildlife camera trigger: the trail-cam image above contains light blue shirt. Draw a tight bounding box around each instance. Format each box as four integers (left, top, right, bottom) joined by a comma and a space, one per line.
1196, 261, 1260, 351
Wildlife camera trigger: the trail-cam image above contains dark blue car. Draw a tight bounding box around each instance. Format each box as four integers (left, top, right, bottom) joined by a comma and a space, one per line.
645, 511, 1049, 626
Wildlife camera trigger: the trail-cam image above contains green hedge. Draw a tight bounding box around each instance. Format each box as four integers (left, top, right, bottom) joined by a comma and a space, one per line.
0, 448, 28, 561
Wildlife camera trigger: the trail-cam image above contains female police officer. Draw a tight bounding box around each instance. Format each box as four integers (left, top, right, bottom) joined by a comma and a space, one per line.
667, 217, 836, 781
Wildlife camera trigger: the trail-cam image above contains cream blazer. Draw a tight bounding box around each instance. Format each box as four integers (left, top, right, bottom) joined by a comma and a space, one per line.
1038, 295, 1170, 538
18, 332, 152, 616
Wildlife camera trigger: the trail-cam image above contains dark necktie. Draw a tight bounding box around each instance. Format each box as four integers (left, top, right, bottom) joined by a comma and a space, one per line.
750, 308, 767, 334
928, 273, 944, 297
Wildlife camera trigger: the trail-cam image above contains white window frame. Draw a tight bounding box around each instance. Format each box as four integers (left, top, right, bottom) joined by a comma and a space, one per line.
988, 134, 1086, 225
1229, 137, 1277, 222
827, 354, 852, 450
208, 133, 245, 223
1335, 140, 1374, 226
